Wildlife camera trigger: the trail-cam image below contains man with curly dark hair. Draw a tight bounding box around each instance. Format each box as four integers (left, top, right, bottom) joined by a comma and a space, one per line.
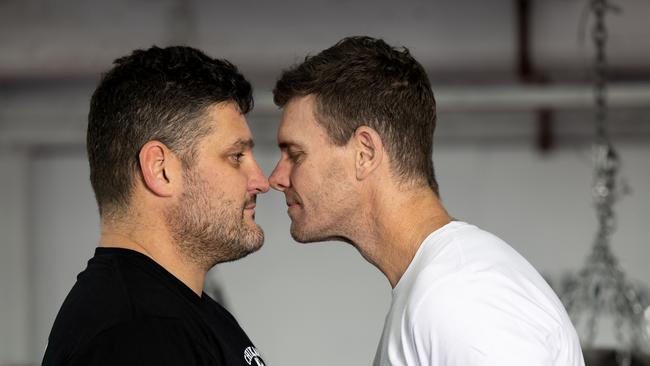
43, 46, 269, 366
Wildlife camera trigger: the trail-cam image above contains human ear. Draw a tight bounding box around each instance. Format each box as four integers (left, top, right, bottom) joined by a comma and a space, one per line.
138, 140, 178, 197
353, 126, 384, 180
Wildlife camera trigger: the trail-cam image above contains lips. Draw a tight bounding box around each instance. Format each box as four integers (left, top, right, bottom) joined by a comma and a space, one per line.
244, 200, 256, 220
244, 195, 257, 210
284, 191, 301, 207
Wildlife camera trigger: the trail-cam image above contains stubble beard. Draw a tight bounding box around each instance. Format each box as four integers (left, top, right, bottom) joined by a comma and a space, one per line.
288, 165, 356, 244
165, 168, 264, 272
289, 203, 354, 244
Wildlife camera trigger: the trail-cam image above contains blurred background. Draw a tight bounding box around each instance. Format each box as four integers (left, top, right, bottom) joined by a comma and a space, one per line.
1, 0, 649, 365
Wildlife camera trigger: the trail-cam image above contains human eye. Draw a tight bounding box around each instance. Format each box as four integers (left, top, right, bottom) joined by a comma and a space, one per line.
230, 152, 245, 165
287, 150, 303, 163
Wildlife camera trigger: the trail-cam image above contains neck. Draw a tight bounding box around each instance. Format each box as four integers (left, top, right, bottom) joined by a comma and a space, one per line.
352, 186, 451, 288
98, 217, 206, 296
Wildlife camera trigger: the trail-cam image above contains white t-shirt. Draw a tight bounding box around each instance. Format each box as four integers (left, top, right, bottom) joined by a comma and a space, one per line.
373, 221, 584, 366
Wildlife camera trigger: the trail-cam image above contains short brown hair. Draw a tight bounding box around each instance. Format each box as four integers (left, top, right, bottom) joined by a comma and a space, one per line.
273, 36, 439, 194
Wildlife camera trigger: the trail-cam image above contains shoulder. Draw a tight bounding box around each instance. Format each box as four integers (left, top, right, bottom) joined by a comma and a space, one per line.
400, 275, 559, 365
400, 226, 572, 364
67, 317, 221, 366
44, 251, 194, 362
46, 254, 133, 342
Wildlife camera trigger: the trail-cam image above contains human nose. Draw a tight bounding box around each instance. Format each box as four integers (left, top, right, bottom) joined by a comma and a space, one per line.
269, 160, 290, 192
249, 161, 270, 194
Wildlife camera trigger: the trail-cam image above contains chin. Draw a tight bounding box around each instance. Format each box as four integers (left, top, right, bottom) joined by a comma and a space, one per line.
210, 236, 264, 267
290, 221, 353, 245
289, 222, 309, 243
290, 225, 325, 244
246, 235, 265, 253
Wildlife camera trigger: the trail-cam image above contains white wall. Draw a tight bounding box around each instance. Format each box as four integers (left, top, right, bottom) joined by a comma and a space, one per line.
30, 151, 100, 359
0, 149, 31, 365
10, 138, 649, 366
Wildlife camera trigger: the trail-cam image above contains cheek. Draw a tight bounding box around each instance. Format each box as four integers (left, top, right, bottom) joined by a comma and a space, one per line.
210, 172, 247, 198
291, 165, 321, 197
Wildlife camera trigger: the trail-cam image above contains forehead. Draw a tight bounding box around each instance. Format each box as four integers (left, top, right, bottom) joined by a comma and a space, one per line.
277, 95, 331, 149
203, 101, 253, 147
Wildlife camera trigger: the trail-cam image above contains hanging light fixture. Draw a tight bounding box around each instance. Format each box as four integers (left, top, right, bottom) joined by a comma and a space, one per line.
558, 1, 650, 365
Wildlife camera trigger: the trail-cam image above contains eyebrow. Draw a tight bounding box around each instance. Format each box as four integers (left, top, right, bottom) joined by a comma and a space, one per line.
278, 141, 301, 150
228, 138, 255, 150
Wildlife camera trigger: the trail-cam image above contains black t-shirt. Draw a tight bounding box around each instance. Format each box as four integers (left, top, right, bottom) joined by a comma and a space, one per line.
42, 247, 267, 366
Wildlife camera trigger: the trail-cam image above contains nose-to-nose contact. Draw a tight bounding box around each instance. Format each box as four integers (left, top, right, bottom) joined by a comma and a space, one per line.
269, 161, 290, 192
249, 163, 270, 194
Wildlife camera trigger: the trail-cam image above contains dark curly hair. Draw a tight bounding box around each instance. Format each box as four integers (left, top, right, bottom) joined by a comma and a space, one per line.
87, 45, 253, 218
274, 36, 438, 194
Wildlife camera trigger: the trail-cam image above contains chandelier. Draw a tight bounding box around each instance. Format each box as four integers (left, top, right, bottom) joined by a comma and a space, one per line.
558, 1, 650, 365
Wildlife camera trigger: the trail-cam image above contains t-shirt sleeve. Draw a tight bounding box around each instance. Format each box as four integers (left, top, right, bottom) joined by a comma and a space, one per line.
408, 275, 557, 366
68, 317, 222, 366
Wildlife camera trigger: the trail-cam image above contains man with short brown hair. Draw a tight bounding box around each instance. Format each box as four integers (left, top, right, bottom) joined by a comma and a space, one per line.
270, 36, 584, 366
